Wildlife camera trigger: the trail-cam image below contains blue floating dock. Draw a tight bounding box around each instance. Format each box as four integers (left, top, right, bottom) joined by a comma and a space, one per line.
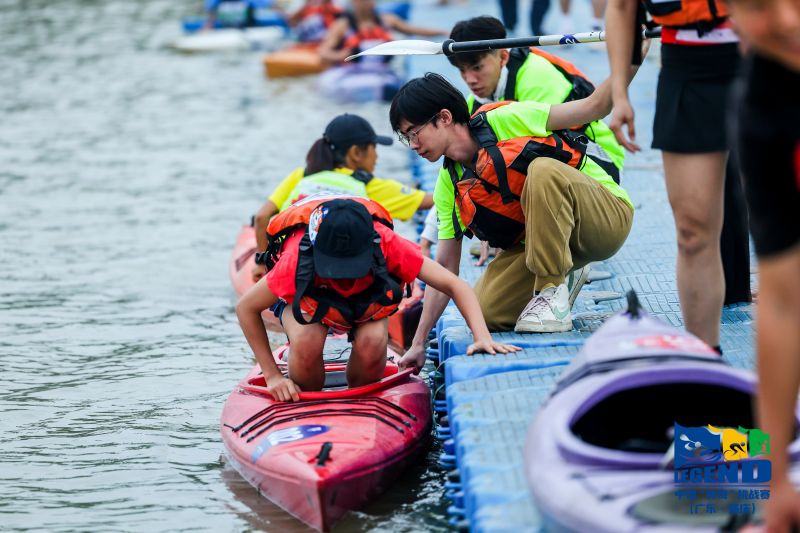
403, 2, 756, 529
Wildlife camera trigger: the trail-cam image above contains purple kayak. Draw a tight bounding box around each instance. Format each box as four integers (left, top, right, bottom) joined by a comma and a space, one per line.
525, 292, 800, 532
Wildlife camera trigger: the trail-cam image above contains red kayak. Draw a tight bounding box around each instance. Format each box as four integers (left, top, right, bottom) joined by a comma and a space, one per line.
230, 224, 259, 299
220, 337, 431, 531
229, 224, 424, 348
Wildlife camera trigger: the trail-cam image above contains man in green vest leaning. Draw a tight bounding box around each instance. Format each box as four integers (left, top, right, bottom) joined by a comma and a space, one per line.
390, 72, 637, 371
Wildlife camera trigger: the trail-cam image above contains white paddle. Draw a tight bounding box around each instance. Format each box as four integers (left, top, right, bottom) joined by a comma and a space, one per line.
346, 28, 661, 61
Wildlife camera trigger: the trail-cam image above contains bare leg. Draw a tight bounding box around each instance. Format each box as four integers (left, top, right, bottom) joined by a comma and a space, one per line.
348, 319, 388, 387
663, 151, 727, 346
756, 245, 800, 527
590, 0, 606, 19
282, 307, 328, 391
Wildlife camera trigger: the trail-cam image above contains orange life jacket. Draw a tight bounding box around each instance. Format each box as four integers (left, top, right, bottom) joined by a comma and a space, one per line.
297, 1, 342, 27
642, 0, 728, 30
468, 48, 596, 128
341, 11, 393, 63
262, 194, 407, 330
447, 101, 617, 249
508, 48, 594, 102
294, 1, 343, 42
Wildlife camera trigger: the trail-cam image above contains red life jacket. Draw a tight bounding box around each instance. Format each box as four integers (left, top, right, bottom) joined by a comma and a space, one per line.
296, 1, 342, 27
446, 101, 616, 249
642, 0, 728, 30
263, 194, 407, 330
341, 11, 393, 63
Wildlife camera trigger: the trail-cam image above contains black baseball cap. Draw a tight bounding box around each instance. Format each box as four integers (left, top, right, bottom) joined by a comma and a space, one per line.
308, 199, 375, 279
323, 114, 393, 152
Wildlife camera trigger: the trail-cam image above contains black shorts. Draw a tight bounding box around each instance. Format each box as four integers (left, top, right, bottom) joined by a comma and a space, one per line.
653, 43, 740, 153
733, 54, 800, 257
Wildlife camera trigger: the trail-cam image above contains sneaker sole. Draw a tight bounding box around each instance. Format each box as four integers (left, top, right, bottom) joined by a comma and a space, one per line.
514, 321, 574, 333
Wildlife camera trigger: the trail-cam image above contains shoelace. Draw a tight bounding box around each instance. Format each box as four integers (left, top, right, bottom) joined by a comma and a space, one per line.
519, 291, 556, 319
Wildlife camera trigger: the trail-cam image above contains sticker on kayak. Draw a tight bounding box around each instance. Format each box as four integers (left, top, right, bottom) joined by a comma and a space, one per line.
624, 335, 716, 353
251, 424, 330, 463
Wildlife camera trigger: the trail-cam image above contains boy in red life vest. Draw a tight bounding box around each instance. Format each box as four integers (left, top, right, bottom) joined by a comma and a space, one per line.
236, 196, 519, 402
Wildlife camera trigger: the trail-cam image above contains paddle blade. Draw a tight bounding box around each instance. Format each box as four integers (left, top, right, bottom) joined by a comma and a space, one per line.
345, 39, 442, 61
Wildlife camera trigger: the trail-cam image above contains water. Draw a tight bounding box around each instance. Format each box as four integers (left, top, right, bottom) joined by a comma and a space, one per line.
0, 0, 447, 531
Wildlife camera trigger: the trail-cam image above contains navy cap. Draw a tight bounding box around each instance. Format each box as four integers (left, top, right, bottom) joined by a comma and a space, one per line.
308, 199, 375, 279
323, 114, 393, 152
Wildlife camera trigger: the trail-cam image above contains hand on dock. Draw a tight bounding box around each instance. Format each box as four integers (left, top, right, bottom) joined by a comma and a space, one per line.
466, 339, 521, 356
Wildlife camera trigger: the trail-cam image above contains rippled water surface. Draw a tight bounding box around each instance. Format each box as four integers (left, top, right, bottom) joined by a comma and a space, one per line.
0, 1, 447, 531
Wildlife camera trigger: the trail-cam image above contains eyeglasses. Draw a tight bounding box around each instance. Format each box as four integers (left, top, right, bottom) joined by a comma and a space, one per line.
397, 114, 438, 147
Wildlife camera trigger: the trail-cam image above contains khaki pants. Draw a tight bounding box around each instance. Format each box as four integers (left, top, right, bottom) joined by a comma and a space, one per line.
474, 158, 633, 330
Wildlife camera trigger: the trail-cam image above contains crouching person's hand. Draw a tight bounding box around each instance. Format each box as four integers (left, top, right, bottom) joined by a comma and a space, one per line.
467, 337, 521, 355
267, 374, 301, 402
398, 344, 427, 374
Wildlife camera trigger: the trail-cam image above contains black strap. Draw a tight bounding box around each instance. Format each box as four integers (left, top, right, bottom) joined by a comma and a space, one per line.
365, 232, 404, 310
351, 169, 374, 185
444, 158, 479, 242
292, 233, 331, 325
558, 129, 621, 184
291, 229, 404, 327
587, 154, 621, 184
504, 48, 530, 102
469, 113, 515, 205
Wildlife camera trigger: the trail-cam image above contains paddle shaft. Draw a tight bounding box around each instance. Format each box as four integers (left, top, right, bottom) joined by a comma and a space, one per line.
441, 28, 661, 55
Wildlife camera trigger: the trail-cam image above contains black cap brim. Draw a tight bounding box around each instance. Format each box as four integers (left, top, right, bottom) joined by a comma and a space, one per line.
313, 246, 373, 280
375, 135, 393, 146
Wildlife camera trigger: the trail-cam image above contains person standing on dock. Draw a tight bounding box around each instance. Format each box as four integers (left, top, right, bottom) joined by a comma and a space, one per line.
727, 0, 800, 528
389, 71, 640, 371
497, 0, 551, 36
605, 0, 745, 353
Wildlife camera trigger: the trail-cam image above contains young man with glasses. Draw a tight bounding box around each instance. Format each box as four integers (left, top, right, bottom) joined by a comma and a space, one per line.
389, 73, 636, 371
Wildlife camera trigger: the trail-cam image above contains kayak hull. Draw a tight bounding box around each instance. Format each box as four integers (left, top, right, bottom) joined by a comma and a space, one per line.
221, 342, 431, 531
317, 64, 403, 103
263, 43, 326, 78
170, 27, 285, 53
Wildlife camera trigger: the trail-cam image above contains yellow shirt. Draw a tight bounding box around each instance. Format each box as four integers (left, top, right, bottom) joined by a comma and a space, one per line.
268, 167, 425, 221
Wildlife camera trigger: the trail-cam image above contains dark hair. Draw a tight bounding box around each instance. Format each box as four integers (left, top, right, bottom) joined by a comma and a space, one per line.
389, 72, 471, 133
304, 138, 370, 176
447, 16, 506, 68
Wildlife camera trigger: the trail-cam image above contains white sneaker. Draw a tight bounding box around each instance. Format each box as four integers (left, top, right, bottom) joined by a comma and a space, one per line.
566, 264, 591, 308
515, 284, 574, 333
